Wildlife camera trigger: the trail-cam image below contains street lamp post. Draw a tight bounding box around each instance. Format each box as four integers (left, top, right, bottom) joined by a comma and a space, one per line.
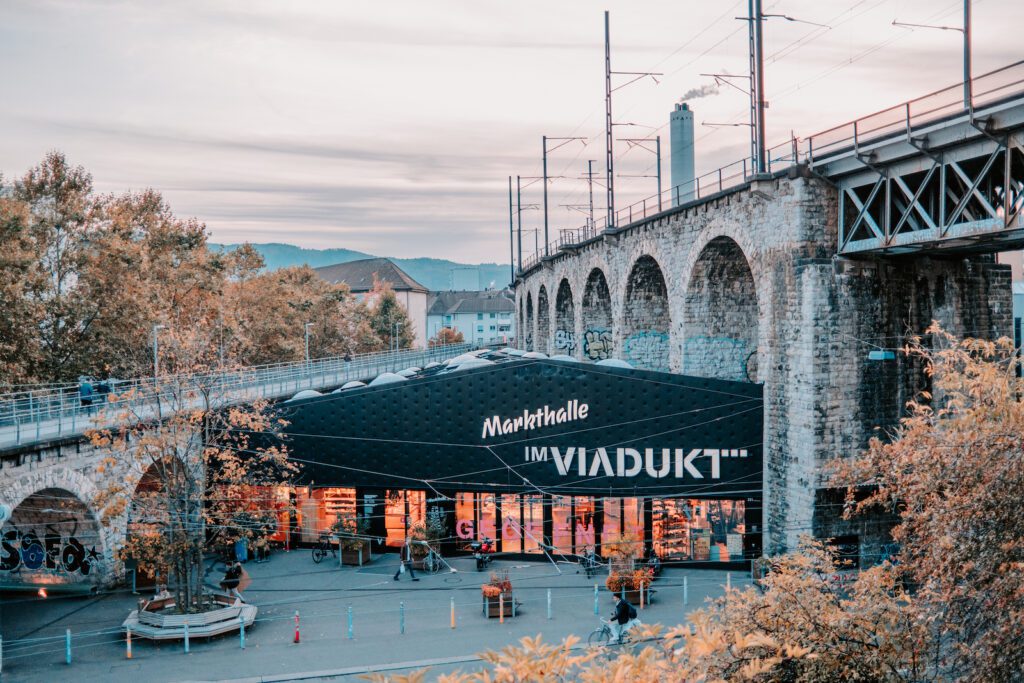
303, 322, 313, 367
152, 324, 165, 381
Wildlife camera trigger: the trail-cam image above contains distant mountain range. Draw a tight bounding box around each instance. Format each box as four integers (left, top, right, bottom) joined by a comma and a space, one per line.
210, 242, 512, 292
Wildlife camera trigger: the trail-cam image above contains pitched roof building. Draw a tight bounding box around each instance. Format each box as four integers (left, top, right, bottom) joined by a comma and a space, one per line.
314, 258, 430, 348
426, 290, 514, 346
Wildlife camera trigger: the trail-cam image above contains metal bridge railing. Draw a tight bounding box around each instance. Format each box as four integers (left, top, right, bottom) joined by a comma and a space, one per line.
515, 59, 1024, 276
0, 343, 473, 449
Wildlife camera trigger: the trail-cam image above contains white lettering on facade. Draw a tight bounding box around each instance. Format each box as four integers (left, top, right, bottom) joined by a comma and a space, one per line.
481, 400, 590, 439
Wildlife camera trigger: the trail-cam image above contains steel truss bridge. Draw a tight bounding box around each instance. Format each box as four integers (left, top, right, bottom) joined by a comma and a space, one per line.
520, 60, 1024, 271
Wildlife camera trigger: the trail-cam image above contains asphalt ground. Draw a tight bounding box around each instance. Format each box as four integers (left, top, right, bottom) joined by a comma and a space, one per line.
0, 549, 746, 682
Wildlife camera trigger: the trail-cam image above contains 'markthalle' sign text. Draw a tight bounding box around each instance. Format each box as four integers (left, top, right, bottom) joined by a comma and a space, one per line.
525, 446, 748, 479
481, 400, 589, 439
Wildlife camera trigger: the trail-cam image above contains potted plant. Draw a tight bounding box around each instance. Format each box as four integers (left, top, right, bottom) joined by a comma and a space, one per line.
332, 513, 372, 566
408, 507, 446, 569
481, 570, 519, 618
605, 566, 655, 605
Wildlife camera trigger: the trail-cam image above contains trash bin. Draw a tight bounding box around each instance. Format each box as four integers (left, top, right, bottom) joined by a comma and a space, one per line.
235, 539, 249, 563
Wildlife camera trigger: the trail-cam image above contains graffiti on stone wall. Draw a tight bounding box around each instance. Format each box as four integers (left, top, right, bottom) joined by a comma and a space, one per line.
683, 336, 751, 382
623, 330, 670, 371
0, 528, 100, 575
554, 329, 577, 353
582, 328, 613, 361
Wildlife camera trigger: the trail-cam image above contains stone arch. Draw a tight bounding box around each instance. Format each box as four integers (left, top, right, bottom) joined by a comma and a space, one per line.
536, 285, 551, 354
683, 236, 760, 381
1, 486, 107, 586
620, 255, 671, 371
581, 268, 614, 361
525, 291, 535, 351
554, 278, 576, 355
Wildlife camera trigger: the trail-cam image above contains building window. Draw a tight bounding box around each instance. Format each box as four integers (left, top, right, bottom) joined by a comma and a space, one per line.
489, 325, 496, 331
477, 313, 483, 320
477, 325, 483, 332
490, 313, 496, 318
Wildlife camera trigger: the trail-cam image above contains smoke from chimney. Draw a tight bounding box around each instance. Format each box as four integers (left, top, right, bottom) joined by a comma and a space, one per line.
679, 83, 720, 102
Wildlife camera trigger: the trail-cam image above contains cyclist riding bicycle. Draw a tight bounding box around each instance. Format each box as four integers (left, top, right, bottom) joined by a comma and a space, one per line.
609, 594, 641, 643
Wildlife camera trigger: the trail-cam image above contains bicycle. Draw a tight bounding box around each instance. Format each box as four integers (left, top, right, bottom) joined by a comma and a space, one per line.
312, 535, 337, 564
421, 548, 443, 574
587, 617, 637, 649
578, 548, 600, 579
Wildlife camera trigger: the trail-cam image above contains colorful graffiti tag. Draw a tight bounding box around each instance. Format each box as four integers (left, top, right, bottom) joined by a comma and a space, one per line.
582, 328, 613, 361
623, 330, 670, 371
554, 329, 577, 353
0, 528, 99, 575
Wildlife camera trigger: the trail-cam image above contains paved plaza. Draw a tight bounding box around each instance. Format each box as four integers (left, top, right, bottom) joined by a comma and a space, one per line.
0, 550, 744, 682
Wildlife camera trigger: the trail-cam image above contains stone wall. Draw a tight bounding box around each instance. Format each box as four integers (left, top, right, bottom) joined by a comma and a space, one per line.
514, 168, 1013, 557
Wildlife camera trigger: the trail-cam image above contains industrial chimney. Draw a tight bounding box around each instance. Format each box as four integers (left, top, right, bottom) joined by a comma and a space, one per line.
670, 103, 695, 206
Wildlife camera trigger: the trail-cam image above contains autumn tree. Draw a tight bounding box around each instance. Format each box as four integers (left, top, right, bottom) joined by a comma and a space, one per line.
429, 327, 464, 347
367, 276, 416, 350
90, 325, 296, 613
834, 325, 1024, 682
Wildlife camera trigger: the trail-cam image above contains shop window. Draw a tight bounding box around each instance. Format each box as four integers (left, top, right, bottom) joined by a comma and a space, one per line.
551, 496, 572, 555
455, 492, 475, 543
295, 487, 356, 544
522, 495, 544, 553
454, 492, 498, 548
501, 494, 522, 553
652, 498, 745, 561
385, 489, 426, 548
573, 497, 596, 551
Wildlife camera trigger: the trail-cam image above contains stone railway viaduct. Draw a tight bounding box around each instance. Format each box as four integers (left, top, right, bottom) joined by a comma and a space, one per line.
514, 168, 1011, 556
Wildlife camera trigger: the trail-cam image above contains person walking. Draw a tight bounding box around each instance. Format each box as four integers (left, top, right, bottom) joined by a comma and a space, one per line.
393, 541, 419, 581
79, 378, 94, 413
220, 561, 246, 601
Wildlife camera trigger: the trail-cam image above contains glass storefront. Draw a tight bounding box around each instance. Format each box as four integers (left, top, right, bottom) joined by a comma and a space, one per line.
652, 498, 745, 561
384, 489, 425, 548
279, 486, 752, 565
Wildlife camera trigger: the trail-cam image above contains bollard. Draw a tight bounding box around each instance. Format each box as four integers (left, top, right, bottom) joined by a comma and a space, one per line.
400, 601, 405, 634
593, 584, 599, 615
183, 622, 190, 654
640, 585, 645, 610
239, 615, 245, 650
348, 606, 354, 640
683, 575, 689, 606
450, 597, 455, 629
294, 611, 300, 643
547, 589, 552, 620
66, 629, 71, 664
126, 629, 132, 659
727, 572, 731, 591
499, 594, 504, 623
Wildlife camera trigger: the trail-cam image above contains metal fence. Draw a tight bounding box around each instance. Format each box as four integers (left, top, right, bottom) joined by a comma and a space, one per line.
517, 59, 1024, 274
0, 344, 473, 449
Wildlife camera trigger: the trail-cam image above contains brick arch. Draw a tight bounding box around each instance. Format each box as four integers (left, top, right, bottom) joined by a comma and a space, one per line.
683, 236, 760, 381
536, 285, 551, 354
581, 268, 614, 361
554, 278, 576, 355
1, 473, 114, 585
524, 291, 535, 352
620, 254, 671, 371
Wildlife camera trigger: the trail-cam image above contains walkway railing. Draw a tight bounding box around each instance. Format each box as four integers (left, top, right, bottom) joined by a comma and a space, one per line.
0, 344, 473, 451
518, 59, 1024, 274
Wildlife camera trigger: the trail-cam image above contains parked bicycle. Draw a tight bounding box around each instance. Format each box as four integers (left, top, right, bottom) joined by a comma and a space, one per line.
578, 546, 601, 579
421, 547, 443, 574
312, 534, 337, 564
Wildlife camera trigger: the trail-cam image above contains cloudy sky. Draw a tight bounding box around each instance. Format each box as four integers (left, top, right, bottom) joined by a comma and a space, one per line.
2, 0, 1021, 263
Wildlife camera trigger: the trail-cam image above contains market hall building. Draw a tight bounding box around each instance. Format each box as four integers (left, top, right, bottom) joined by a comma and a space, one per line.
269, 352, 764, 568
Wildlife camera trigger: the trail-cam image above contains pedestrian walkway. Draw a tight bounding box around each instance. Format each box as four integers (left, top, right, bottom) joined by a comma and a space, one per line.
0, 549, 745, 682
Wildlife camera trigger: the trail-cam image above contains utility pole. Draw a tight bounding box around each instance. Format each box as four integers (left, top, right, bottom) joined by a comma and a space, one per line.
753, 0, 766, 175
656, 135, 662, 209
586, 160, 595, 232
543, 136, 586, 257
964, 0, 972, 108
508, 176, 515, 285
604, 10, 615, 228
152, 324, 165, 381
516, 176, 523, 272
303, 322, 313, 366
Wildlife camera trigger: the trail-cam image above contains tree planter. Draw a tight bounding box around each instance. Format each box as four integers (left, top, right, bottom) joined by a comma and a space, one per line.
483, 592, 521, 618
608, 587, 654, 606
123, 593, 257, 640
341, 546, 372, 566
